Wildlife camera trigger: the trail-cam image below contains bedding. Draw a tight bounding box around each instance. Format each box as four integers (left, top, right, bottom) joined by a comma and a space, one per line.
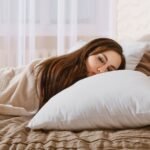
120, 41, 149, 69
1, 115, 150, 149
28, 70, 150, 130
135, 50, 150, 76
0, 42, 150, 149
0, 59, 41, 116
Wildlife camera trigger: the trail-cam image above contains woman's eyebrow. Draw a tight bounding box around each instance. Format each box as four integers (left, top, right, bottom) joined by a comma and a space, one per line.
102, 54, 108, 62
103, 54, 117, 70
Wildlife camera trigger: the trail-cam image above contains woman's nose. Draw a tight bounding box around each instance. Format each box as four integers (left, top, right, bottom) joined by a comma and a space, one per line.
97, 64, 108, 73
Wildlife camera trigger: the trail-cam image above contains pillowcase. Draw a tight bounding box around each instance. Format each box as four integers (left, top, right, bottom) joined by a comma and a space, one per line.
135, 50, 150, 76
120, 41, 149, 70
28, 70, 150, 130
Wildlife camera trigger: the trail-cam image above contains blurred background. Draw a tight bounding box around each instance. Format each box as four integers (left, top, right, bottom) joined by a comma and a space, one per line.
0, 0, 150, 67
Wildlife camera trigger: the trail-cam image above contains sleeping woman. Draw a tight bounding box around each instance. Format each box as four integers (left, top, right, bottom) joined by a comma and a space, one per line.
0, 38, 126, 116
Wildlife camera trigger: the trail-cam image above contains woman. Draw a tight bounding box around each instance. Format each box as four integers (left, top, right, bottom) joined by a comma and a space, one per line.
36, 38, 126, 106
0, 38, 126, 116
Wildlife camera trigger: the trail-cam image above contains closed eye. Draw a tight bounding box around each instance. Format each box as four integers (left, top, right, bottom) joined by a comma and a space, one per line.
98, 56, 106, 64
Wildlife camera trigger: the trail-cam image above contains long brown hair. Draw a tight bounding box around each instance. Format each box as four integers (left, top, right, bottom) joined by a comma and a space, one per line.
35, 38, 126, 105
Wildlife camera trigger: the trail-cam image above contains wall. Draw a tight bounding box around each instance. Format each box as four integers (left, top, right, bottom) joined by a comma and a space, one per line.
117, 0, 150, 41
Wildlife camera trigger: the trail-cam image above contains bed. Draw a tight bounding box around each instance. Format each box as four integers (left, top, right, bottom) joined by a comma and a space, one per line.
1, 115, 150, 149
0, 44, 150, 150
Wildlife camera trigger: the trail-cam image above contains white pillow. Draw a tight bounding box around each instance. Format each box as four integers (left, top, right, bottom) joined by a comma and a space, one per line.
28, 70, 150, 130
121, 41, 149, 70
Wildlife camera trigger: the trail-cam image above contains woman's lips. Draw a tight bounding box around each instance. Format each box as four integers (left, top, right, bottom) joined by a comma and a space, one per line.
88, 72, 96, 76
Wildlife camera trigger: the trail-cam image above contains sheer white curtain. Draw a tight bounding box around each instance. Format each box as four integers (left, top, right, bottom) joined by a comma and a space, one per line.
57, 0, 117, 55
0, 0, 36, 67
0, 0, 117, 67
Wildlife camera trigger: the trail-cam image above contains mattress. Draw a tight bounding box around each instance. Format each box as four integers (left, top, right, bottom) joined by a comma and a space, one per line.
0, 115, 150, 149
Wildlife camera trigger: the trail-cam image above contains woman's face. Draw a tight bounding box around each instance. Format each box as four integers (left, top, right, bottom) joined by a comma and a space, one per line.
86, 50, 122, 76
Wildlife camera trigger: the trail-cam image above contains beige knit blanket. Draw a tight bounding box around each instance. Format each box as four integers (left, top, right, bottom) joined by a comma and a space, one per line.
1, 115, 150, 149
0, 60, 41, 116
